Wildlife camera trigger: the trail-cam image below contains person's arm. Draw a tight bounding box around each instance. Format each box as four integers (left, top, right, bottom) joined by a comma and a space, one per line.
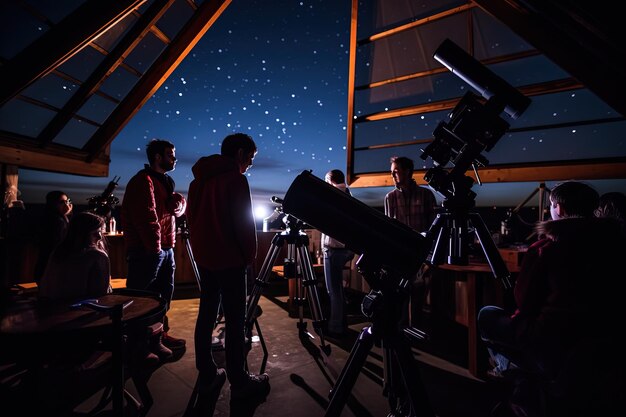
167, 192, 187, 218
126, 175, 161, 253
384, 194, 391, 217
87, 251, 112, 296
513, 239, 550, 317
231, 176, 257, 265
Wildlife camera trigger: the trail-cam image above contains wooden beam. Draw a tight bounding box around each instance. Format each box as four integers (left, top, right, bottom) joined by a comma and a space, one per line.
0, 0, 145, 106
472, 0, 626, 117
0, 138, 109, 177
84, 0, 232, 161
37, 0, 176, 148
349, 158, 626, 187
355, 78, 582, 123
345, 0, 358, 185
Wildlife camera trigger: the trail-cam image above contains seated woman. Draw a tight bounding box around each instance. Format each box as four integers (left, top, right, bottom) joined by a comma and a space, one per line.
32, 212, 162, 413
39, 211, 111, 302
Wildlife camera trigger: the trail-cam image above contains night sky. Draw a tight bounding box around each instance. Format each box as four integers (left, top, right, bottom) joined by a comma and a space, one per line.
16, 0, 626, 220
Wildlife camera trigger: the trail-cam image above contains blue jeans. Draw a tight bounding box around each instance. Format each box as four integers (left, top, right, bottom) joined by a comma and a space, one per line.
478, 305, 516, 374
195, 265, 248, 385
323, 247, 354, 334
126, 247, 175, 312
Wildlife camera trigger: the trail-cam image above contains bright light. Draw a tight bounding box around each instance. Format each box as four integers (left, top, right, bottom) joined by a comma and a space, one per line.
254, 205, 269, 220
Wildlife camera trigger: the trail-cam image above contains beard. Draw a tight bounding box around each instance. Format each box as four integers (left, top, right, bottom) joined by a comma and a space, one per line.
160, 160, 175, 172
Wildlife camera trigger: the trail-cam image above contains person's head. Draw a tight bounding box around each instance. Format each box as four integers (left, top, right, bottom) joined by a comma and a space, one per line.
45, 190, 73, 217
595, 191, 626, 222
146, 139, 176, 173
549, 181, 599, 220
325, 169, 346, 186
55, 211, 106, 258
390, 156, 414, 188
221, 133, 257, 174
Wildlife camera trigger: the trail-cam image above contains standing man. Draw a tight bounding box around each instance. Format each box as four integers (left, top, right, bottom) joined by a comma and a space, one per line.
187, 133, 270, 399
321, 169, 355, 337
384, 156, 437, 327
121, 139, 187, 358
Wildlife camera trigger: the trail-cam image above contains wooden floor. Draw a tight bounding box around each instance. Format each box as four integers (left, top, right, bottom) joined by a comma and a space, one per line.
57, 280, 505, 417
2, 279, 510, 417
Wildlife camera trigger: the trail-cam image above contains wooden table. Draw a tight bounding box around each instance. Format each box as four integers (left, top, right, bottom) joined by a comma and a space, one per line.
435, 248, 523, 378
0, 291, 165, 414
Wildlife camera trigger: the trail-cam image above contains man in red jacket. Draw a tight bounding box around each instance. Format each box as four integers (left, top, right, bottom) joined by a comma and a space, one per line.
121, 139, 187, 357
187, 133, 269, 400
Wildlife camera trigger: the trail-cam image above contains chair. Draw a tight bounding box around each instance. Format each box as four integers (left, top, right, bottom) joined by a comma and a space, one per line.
0, 288, 166, 416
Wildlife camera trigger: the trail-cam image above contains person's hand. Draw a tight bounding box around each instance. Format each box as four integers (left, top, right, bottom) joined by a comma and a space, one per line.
167, 193, 187, 216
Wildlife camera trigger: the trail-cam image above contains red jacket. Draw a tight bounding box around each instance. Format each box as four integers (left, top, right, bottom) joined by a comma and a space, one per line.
187, 155, 257, 270
121, 165, 186, 253
511, 217, 626, 349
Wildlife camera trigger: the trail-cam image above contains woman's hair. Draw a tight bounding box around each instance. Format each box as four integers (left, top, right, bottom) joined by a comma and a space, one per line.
53, 211, 106, 259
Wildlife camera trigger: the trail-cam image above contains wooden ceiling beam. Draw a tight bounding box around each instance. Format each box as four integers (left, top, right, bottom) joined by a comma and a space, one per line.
472, 0, 626, 117
349, 158, 626, 187
0, 136, 109, 177
0, 0, 145, 106
37, 0, 176, 148
84, 0, 232, 161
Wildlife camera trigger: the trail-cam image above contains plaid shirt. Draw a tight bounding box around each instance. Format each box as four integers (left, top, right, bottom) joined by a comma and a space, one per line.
384, 180, 437, 233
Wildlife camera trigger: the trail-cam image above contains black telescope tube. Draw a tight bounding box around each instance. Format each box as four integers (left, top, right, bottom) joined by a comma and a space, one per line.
283, 170, 427, 275
433, 38, 531, 119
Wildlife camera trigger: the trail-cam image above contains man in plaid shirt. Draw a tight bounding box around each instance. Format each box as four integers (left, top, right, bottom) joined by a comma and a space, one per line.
384, 156, 438, 327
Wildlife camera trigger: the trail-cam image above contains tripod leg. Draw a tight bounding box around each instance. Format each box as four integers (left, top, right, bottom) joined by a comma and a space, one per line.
245, 236, 285, 330
296, 244, 326, 340
469, 213, 511, 289
184, 238, 202, 292
325, 326, 376, 417
389, 338, 436, 417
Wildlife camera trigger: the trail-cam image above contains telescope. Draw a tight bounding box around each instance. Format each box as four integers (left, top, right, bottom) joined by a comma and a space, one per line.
433, 38, 530, 119
283, 170, 428, 279
421, 39, 531, 205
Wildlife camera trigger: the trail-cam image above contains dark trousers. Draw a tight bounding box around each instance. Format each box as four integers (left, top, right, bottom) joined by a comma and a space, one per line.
126, 248, 175, 331
195, 265, 248, 385
323, 248, 354, 333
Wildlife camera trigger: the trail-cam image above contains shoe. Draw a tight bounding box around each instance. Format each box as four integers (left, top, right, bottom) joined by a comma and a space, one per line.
198, 368, 226, 394
211, 335, 224, 350
149, 333, 173, 361
230, 373, 270, 400
162, 332, 186, 350
486, 367, 505, 380
141, 352, 161, 367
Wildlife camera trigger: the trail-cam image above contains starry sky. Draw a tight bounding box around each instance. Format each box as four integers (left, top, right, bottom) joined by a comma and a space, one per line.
16, 0, 626, 220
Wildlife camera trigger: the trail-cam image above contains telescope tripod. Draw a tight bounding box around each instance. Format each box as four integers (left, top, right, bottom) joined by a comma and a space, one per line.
246, 215, 329, 373
425, 207, 512, 289
325, 261, 434, 417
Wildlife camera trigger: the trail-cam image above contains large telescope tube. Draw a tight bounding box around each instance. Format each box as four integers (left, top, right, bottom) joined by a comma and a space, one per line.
283, 170, 427, 276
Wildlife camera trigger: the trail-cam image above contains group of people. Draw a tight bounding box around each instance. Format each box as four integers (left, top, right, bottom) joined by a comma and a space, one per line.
34, 134, 270, 401
32, 134, 626, 411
